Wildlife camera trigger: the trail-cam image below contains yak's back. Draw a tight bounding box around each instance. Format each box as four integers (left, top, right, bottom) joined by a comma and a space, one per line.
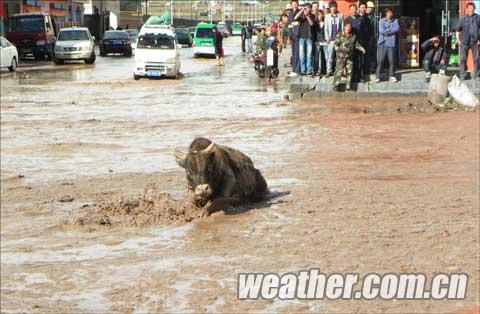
217, 145, 261, 199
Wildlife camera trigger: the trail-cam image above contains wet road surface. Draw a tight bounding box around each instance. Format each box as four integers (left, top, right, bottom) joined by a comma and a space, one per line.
1, 38, 291, 184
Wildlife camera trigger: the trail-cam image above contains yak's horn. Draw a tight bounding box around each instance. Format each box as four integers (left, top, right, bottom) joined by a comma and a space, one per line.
203, 142, 216, 154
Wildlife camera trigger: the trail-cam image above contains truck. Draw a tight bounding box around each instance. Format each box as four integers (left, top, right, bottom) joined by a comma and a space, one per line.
6, 13, 57, 60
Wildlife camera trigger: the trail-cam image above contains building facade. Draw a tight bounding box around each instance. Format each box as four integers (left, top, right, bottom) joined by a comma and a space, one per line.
1, 0, 86, 34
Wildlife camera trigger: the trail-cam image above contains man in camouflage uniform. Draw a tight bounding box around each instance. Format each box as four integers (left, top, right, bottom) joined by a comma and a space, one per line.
333, 23, 365, 91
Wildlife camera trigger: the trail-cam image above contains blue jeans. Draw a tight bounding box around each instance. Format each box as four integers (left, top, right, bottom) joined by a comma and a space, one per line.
299, 38, 313, 74
246, 38, 253, 54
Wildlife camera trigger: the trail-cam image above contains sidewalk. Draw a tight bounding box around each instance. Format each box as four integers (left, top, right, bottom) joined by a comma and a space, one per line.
287, 60, 480, 99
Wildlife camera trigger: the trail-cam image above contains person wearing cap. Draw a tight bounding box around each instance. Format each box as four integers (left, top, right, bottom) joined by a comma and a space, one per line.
324, 0, 344, 77
421, 36, 448, 83
366, 1, 375, 16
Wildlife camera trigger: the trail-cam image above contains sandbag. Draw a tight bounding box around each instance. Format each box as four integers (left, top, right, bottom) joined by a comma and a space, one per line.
448, 75, 480, 107
428, 74, 450, 105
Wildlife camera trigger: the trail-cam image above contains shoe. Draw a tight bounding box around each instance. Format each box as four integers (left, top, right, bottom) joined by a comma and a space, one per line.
389, 76, 398, 83
288, 72, 298, 77
375, 78, 380, 83
325, 73, 332, 78
332, 85, 339, 92
315, 72, 321, 77
346, 85, 351, 91
425, 77, 431, 83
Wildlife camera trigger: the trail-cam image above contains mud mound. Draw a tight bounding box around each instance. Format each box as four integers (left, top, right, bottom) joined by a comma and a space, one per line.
63, 184, 205, 230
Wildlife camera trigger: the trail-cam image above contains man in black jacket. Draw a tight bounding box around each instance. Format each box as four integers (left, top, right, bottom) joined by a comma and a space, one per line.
241, 23, 246, 53
287, 0, 301, 76
456, 2, 480, 80
345, 3, 368, 82
421, 36, 448, 83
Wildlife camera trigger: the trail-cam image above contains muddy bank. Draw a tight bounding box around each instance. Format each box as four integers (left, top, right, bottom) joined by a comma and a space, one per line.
295, 96, 478, 114
62, 184, 205, 231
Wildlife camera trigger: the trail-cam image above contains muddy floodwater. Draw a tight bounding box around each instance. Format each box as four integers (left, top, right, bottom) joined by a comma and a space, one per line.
1, 38, 479, 313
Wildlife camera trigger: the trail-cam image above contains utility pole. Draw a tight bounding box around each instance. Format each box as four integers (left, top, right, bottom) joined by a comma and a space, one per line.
136, 0, 140, 29
222, 0, 225, 23
100, 0, 104, 38
209, 1, 212, 23
170, 0, 173, 25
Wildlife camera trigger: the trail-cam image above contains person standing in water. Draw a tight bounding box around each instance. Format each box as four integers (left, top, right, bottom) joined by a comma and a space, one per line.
213, 27, 224, 66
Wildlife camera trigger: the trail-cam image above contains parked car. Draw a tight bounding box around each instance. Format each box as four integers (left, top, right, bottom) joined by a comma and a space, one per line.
0, 37, 19, 72
53, 27, 96, 65
134, 25, 181, 80
216, 22, 230, 37
6, 13, 56, 60
231, 22, 242, 36
193, 23, 215, 57
99, 30, 132, 57
175, 28, 193, 47
125, 29, 139, 50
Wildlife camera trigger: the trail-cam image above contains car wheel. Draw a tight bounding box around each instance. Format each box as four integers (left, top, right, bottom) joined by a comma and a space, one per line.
84, 51, 96, 64
125, 49, 132, 57
53, 53, 64, 65
8, 57, 17, 72
134, 74, 140, 81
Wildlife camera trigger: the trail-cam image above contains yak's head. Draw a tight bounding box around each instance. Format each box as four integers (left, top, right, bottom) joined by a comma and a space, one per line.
175, 138, 223, 206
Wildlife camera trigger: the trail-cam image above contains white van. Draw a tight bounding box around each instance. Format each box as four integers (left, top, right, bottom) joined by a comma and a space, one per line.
134, 25, 181, 80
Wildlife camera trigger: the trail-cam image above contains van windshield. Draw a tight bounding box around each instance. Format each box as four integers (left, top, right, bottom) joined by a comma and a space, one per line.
8, 16, 44, 33
137, 34, 175, 49
196, 28, 213, 38
104, 31, 129, 39
58, 30, 89, 41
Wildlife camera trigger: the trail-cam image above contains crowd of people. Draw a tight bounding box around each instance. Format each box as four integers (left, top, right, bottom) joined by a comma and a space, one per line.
285, 0, 382, 91
237, 0, 480, 92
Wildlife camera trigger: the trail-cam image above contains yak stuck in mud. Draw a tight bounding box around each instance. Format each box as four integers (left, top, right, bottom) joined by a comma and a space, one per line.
175, 138, 268, 215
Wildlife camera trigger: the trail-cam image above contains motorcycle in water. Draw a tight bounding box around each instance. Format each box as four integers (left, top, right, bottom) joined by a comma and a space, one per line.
253, 36, 279, 80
